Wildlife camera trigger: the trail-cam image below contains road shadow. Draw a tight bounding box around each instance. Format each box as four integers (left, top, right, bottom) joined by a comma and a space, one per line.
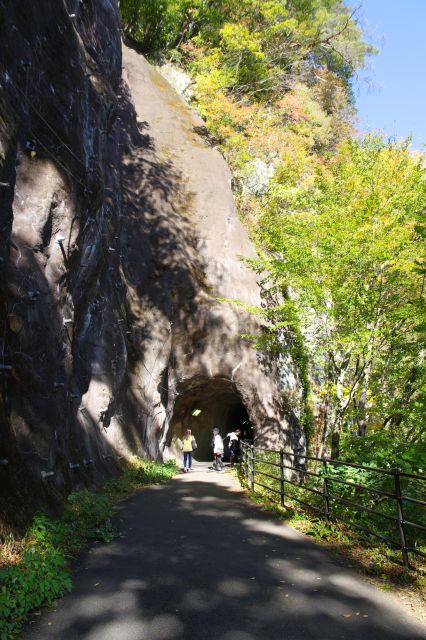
24, 473, 425, 640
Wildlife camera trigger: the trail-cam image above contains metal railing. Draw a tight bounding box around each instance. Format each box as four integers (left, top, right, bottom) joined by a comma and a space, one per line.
241, 442, 426, 570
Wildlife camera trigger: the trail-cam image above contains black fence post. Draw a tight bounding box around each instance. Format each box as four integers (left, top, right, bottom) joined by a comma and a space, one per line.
250, 445, 255, 493
322, 458, 331, 520
279, 449, 285, 509
393, 468, 409, 570
237, 445, 425, 568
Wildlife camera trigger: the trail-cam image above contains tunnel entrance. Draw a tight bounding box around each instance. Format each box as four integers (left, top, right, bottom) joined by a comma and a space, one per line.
168, 377, 253, 461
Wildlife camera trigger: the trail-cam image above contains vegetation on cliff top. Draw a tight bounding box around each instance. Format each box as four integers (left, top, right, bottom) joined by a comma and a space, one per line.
119, 1, 425, 471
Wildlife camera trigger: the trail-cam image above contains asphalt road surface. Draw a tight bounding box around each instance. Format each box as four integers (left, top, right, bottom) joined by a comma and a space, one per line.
24, 462, 426, 640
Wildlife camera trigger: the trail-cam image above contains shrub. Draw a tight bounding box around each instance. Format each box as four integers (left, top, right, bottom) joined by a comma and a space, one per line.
0, 458, 177, 638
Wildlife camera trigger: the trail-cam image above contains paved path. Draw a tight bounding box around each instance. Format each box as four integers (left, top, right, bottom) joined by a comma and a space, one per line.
24, 463, 425, 640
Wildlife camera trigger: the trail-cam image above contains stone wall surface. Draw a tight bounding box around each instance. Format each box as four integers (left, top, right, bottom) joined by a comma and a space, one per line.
0, 0, 304, 532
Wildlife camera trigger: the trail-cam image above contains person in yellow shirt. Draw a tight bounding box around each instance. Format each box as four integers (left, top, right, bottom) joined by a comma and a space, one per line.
181, 428, 197, 472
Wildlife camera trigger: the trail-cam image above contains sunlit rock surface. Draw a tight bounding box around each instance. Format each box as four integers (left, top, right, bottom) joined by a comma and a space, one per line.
0, 0, 304, 532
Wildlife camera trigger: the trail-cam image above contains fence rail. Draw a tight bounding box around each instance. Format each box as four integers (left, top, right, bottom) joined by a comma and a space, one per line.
241, 442, 426, 570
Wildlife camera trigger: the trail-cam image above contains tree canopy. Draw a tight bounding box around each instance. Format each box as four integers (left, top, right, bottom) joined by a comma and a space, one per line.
120, 0, 375, 93
254, 136, 426, 458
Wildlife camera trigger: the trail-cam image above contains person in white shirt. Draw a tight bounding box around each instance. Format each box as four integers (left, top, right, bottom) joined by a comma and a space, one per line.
212, 427, 224, 471
226, 428, 241, 465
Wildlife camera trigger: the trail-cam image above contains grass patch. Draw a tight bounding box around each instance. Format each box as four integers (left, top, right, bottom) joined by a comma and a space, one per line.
0, 457, 177, 639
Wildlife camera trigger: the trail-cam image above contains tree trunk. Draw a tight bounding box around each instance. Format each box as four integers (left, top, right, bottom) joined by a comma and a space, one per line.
317, 352, 333, 458
331, 361, 348, 458
331, 427, 341, 459
355, 360, 370, 436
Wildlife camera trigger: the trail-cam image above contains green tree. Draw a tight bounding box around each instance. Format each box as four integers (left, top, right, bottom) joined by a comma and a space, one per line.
254, 136, 426, 457
119, 0, 227, 52
119, 1, 375, 93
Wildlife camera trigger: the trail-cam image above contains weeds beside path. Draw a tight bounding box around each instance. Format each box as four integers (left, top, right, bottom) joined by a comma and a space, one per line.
0, 458, 177, 639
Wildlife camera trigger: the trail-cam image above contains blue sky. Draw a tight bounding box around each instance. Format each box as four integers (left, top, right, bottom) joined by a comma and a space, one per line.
352, 1, 426, 150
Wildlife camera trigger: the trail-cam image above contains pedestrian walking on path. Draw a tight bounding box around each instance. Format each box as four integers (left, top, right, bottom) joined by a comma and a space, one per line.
212, 427, 224, 471
181, 428, 197, 472
226, 428, 242, 465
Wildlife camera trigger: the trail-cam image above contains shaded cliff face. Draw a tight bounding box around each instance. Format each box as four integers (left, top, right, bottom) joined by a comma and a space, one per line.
0, 1, 304, 532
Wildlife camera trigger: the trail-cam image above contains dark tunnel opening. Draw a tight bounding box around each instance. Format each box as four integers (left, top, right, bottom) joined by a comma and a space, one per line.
167, 377, 253, 462
223, 403, 253, 459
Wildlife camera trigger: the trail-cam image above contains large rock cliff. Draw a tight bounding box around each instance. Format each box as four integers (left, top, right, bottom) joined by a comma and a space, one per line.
0, 0, 304, 533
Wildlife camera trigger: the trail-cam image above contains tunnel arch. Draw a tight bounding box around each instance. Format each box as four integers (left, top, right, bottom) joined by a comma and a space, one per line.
167, 376, 253, 461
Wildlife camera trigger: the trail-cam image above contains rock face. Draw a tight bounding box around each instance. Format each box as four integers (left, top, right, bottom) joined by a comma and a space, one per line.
0, 0, 304, 532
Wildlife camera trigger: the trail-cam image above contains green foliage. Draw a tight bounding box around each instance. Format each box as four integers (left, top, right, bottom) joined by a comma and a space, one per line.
120, 0, 176, 51
120, 1, 375, 95
256, 136, 426, 454
0, 515, 71, 639
185, 0, 375, 102
62, 491, 116, 547
217, 22, 269, 93
105, 457, 177, 496
0, 492, 112, 638
341, 431, 426, 474
0, 458, 177, 638
65, 491, 112, 534
119, 0, 221, 52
